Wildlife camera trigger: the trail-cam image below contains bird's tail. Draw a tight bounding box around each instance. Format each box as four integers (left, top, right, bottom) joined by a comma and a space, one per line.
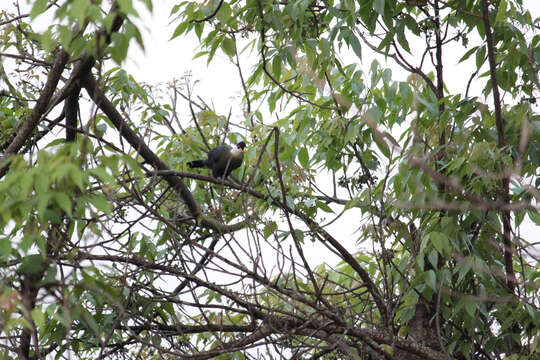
187, 160, 206, 168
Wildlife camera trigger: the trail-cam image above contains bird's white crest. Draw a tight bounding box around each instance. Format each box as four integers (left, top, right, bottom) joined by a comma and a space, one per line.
231, 147, 243, 156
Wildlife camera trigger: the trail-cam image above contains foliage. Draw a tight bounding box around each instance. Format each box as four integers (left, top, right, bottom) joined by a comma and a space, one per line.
0, 0, 539, 359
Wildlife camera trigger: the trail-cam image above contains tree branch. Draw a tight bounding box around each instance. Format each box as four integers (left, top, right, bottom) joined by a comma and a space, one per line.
82, 74, 242, 234
480, 0, 515, 296
0, 50, 69, 178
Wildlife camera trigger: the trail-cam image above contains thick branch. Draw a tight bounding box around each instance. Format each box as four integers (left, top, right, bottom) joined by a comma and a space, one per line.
81, 74, 241, 233
64, 84, 80, 142
0, 50, 69, 177
480, 0, 515, 294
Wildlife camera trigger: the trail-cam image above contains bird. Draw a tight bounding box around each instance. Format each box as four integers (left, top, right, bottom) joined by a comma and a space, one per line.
187, 141, 247, 178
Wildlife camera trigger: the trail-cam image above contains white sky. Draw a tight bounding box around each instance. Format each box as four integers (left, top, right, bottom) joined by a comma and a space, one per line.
1, 0, 539, 262
126, 0, 540, 103
124, 0, 540, 260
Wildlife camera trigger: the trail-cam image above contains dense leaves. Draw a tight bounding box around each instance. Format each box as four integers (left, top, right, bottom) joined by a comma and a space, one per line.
0, 0, 539, 359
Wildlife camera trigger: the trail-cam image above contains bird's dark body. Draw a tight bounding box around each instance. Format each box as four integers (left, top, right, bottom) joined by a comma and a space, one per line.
187, 143, 245, 178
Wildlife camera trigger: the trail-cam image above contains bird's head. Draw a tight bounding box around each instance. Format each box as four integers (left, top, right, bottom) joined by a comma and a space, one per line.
236, 141, 247, 153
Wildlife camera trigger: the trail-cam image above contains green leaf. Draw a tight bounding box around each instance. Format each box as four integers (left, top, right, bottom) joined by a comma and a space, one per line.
464, 300, 477, 317
37, 193, 52, 218
194, 22, 204, 39
293, 229, 305, 243
171, 22, 189, 40
221, 37, 236, 57
57, 26, 73, 51
217, 2, 232, 23
316, 201, 334, 213
30, 0, 48, 19
89, 167, 114, 183
396, 21, 410, 53
18, 254, 46, 276
430, 232, 449, 255
54, 193, 72, 216
427, 249, 438, 268
373, 0, 385, 16
416, 96, 439, 115
528, 210, 540, 225
19, 172, 33, 196
459, 46, 479, 63
71, 0, 90, 24
286, 196, 295, 211
373, 133, 390, 159
425, 270, 436, 290
40, 28, 55, 52
110, 33, 129, 64
495, 0, 507, 23
80, 307, 101, 336
397, 305, 416, 322
88, 195, 111, 214
298, 147, 309, 168
272, 55, 282, 80
344, 197, 362, 210
0, 237, 11, 260
349, 34, 362, 60
476, 46, 486, 70
31, 308, 46, 329
263, 221, 277, 238
117, 0, 136, 15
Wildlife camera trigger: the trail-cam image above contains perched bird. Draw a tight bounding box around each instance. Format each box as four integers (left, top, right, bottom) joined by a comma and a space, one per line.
187, 141, 247, 178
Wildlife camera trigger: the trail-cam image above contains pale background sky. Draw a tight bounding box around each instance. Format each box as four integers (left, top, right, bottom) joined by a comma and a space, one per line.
1, 0, 538, 263
126, 0, 540, 260
126, 0, 540, 104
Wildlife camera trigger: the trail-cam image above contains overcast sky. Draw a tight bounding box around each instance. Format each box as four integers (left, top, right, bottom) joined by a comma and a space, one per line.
1, 1, 538, 260
125, 0, 539, 107
125, 0, 539, 259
